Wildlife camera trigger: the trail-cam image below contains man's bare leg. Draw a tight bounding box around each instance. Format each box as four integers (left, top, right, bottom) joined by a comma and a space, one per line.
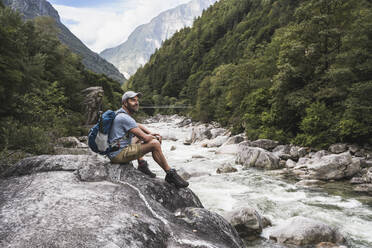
140, 139, 188, 188
140, 139, 171, 171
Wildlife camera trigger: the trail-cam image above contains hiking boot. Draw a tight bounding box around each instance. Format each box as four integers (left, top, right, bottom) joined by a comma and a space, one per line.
138, 160, 156, 178
165, 169, 189, 188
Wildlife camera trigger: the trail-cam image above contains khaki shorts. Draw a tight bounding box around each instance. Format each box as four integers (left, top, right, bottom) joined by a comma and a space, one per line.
111, 144, 143, 164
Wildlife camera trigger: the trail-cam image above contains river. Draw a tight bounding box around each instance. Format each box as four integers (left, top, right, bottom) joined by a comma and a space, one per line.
143, 116, 372, 248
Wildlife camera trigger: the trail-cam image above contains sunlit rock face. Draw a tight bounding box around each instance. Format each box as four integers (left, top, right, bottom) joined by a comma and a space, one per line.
0, 154, 244, 248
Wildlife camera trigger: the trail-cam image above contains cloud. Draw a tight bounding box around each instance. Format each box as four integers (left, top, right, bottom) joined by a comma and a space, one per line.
52, 0, 191, 53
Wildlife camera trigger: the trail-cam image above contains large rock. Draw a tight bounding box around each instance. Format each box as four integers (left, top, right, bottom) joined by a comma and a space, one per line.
223, 135, 245, 145
273, 145, 291, 160
329, 143, 348, 154
215, 144, 239, 155
0, 155, 244, 248
81, 87, 104, 125
294, 152, 361, 180
190, 125, 212, 143
207, 136, 229, 148
236, 142, 281, 170
224, 207, 269, 240
268, 216, 345, 246
54, 136, 93, 155
216, 163, 238, 174
250, 139, 279, 151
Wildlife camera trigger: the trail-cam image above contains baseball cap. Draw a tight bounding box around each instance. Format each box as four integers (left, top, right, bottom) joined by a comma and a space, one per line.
122, 91, 142, 103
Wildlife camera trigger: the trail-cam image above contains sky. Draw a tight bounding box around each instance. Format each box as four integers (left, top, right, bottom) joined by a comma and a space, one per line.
49, 0, 191, 53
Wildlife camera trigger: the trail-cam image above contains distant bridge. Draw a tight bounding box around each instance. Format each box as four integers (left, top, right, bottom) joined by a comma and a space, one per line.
140, 105, 192, 109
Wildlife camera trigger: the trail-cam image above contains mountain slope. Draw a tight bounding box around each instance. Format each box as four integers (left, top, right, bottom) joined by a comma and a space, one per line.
4, 0, 126, 83
100, 0, 217, 78
128, 0, 372, 147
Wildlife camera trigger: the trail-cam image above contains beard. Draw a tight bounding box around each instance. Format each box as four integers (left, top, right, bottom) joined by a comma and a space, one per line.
127, 102, 139, 113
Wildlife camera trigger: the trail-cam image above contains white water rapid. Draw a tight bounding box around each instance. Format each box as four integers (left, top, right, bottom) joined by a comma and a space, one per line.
143, 116, 372, 248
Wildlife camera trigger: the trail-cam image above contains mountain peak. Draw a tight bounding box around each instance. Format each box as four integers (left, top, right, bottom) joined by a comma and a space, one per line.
100, 0, 218, 78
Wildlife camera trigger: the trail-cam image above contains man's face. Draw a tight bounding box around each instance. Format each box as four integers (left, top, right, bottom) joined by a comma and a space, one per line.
125, 96, 139, 113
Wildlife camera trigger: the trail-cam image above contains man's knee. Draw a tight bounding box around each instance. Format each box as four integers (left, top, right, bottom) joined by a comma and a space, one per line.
149, 139, 161, 148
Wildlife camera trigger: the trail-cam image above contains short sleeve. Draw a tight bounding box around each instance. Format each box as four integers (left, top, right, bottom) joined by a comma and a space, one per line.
116, 114, 137, 132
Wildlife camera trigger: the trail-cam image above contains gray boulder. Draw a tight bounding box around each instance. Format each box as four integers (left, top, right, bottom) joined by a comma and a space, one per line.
223, 135, 245, 145
207, 136, 230, 148
353, 183, 372, 195
273, 145, 291, 160
215, 144, 239, 155
290, 145, 309, 160
236, 142, 281, 170
224, 207, 270, 240
250, 139, 279, 151
329, 143, 348, 154
0, 155, 244, 248
268, 216, 345, 246
294, 152, 361, 180
216, 163, 238, 174
190, 125, 212, 143
81, 86, 104, 125
210, 128, 229, 139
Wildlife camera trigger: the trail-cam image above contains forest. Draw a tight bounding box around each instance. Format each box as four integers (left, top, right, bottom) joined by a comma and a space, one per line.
0, 2, 122, 162
127, 0, 372, 148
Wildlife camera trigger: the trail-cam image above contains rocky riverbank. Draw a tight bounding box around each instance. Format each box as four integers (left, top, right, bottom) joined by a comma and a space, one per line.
176, 114, 372, 197
1, 114, 371, 248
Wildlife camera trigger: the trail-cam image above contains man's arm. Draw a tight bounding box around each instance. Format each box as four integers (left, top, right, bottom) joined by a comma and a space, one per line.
138, 123, 151, 134
138, 123, 162, 143
130, 127, 156, 143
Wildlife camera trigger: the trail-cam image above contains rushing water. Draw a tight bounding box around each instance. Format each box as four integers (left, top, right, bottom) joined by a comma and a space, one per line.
143, 117, 372, 248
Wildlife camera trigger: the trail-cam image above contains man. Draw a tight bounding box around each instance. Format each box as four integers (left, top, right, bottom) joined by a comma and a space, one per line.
107, 91, 189, 188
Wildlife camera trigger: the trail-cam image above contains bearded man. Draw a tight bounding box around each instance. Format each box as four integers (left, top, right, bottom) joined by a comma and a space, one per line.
107, 91, 189, 188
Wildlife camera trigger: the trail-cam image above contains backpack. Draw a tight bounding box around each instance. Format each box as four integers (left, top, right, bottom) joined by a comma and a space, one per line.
88, 110, 124, 155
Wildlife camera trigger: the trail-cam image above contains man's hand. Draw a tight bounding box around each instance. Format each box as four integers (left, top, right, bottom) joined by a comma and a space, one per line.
152, 134, 162, 144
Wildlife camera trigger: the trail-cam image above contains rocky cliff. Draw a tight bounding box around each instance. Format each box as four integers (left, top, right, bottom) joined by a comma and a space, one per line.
0, 154, 244, 248
3, 0, 126, 83
100, 0, 217, 78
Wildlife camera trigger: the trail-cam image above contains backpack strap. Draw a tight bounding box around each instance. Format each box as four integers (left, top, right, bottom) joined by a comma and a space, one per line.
109, 109, 130, 149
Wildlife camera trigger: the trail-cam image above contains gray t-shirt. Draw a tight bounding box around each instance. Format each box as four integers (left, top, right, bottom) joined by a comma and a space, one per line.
107, 109, 137, 159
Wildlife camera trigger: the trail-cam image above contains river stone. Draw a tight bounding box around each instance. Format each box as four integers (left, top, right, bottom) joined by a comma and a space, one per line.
290, 145, 309, 160
353, 184, 372, 195
236, 143, 281, 170
273, 145, 291, 160
216, 163, 238, 174
296, 152, 361, 180
316, 242, 348, 248
224, 207, 266, 240
210, 128, 228, 139
295, 179, 325, 187
177, 118, 192, 127
223, 135, 245, 145
160, 131, 178, 141
0, 155, 244, 248
215, 144, 239, 155
329, 143, 348, 154
207, 136, 229, 148
268, 216, 345, 246
286, 159, 297, 168
190, 124, 212, 143
250, 139, 279, 151
175, 208, 244, 248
